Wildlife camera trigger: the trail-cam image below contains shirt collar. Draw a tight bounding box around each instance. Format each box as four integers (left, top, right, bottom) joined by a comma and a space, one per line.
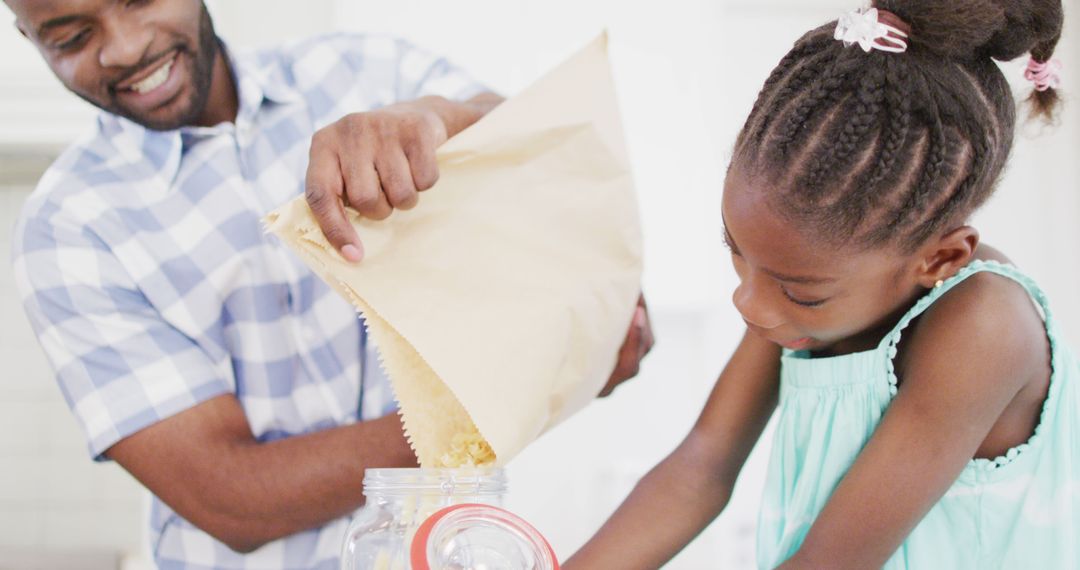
99, 39, 303, 184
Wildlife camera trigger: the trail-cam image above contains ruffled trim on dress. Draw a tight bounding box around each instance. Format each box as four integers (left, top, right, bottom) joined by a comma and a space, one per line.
879, 259, 1063, 471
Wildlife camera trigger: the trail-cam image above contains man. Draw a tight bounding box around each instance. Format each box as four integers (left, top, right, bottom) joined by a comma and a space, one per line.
7, 1, 654, 568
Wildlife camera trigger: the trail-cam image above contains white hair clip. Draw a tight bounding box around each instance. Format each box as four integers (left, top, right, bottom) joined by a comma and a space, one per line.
834, 7, 909, 54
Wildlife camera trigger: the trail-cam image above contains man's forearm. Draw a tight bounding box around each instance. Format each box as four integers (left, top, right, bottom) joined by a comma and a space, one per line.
210, 413, 417, 551
108, 397, 417, 553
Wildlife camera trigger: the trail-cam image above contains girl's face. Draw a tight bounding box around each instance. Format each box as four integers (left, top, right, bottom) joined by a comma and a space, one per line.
721, 168, 929, 356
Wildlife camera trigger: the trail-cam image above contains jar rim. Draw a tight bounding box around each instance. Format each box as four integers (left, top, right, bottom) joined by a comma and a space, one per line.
363, 467, 508, 496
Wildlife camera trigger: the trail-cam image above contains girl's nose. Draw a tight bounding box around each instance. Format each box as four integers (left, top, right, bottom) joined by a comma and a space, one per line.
733, 281, 783, 330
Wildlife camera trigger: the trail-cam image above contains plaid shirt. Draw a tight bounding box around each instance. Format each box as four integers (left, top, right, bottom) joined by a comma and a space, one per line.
12, 33, 485, 569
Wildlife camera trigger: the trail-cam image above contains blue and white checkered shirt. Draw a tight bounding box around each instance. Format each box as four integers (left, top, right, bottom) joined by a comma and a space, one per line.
12, 33, 485, 570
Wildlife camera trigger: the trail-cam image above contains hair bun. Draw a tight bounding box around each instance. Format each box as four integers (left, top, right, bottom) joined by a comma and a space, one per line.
874, 0, 1064, 119
873, 0, 1062, 62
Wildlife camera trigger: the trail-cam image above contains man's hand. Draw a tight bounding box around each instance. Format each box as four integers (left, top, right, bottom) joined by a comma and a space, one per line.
305, 93, 502, 262
598, 294, 655, 397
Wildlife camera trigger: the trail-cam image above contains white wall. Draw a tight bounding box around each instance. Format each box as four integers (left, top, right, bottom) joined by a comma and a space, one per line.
1, 1, 1078, 568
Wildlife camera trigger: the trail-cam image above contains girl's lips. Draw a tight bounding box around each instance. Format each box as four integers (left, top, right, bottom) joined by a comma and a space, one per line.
745, 323, 814, 350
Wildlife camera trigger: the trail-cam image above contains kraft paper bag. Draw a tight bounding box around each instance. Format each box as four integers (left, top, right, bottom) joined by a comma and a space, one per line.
265, 33, 643, 467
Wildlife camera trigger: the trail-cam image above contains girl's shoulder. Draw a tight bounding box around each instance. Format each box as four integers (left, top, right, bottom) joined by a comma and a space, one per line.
895, 246, 1051, 406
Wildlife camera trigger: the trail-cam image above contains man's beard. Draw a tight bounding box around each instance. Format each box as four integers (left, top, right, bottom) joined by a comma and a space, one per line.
80, 4, 221, 131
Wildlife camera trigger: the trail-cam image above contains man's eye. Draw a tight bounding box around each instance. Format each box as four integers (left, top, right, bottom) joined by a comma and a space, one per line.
780, 286, 828, 308
56, 29, 91, 51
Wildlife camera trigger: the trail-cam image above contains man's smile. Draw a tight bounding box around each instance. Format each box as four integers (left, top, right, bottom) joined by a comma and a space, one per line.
112, 50, 187, 114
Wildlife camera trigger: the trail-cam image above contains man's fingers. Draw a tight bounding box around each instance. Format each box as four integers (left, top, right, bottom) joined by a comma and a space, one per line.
634, 295, 654, 357
599, 302, 653, 398
622, 321, 644, 374
614, 318, 644, 375
376, 151, 420, 210
404, 139, 440, 192
343, 161, 393, 221
304, 106, 453, 261
305, 148, 363, 262
634, 305, 654, 357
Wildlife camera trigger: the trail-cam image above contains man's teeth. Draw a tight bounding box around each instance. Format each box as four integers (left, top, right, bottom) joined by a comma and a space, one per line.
131, 59, 173, 94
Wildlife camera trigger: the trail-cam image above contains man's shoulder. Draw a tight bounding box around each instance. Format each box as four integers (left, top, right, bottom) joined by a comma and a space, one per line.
272, 31, 413, 63
256, 32, 423, 87
16, 122, 154, 239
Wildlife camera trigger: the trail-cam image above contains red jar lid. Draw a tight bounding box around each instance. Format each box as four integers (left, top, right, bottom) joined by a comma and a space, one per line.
411, 503, 559, 570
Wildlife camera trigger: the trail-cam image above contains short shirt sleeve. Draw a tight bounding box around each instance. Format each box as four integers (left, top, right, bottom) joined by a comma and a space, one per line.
13, 200, 232, 460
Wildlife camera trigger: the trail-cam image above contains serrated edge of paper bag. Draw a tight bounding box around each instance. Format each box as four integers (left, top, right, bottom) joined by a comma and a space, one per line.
264, 204, 490, 467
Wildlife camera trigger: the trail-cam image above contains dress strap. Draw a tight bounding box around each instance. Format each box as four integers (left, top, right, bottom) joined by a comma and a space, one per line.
877, 259, 1059, 397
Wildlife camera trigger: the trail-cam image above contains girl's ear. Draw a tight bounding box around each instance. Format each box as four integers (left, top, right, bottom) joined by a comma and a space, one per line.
913, 226, 980, 288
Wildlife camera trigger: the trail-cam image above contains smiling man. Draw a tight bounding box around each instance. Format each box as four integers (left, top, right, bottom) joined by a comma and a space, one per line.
6, 1, 653, 568
32, 1, 226, 130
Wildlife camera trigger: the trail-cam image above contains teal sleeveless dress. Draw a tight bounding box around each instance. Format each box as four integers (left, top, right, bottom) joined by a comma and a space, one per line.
757, 260, 1080, 569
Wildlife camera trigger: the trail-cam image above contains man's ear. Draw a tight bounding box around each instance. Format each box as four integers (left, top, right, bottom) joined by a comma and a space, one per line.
912, 226, 980, 288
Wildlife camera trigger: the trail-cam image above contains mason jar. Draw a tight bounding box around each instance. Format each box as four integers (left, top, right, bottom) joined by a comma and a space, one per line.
341, 468, 558, 570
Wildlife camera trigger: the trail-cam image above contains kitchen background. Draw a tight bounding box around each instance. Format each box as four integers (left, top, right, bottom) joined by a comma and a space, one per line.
2, 1, 1078, 568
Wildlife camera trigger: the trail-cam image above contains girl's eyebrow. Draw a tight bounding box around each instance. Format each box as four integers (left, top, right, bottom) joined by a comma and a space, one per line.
722, 223, 836, 285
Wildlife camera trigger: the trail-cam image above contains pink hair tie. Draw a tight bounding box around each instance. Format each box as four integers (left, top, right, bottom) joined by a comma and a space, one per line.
1024, 57, 1063, 92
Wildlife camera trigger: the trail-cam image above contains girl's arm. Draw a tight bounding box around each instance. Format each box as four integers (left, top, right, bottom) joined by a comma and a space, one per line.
563, 329, 781, 570
779, 271, 1049, 569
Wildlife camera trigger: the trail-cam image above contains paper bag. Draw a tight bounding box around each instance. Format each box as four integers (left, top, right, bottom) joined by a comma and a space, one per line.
265, 33, 643, 466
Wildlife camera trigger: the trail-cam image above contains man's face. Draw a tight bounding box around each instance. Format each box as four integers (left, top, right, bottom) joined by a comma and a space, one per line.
8, 0, 218, 131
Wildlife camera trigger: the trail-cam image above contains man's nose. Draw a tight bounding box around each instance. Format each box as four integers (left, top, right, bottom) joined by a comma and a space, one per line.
733, 279, 783, 330
98, 13, 154, 69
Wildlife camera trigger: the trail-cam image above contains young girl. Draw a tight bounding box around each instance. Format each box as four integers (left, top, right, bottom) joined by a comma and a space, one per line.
565, 1, 1076, 568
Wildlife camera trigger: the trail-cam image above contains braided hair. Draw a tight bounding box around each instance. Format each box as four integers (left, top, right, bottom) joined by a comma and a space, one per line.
732, 0, 1064, 251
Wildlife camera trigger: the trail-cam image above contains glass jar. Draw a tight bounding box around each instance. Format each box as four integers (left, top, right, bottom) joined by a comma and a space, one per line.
341, 468, 558, 570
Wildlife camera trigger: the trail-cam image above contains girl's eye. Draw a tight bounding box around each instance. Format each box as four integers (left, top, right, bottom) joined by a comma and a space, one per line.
721, 232, 740, 256
780, 286, 828, 308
